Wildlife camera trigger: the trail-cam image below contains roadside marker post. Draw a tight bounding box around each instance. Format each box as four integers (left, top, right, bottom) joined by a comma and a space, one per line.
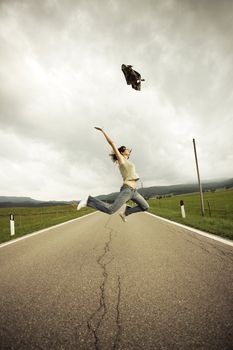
10, 214, 15, 236
180, 200, 186, 218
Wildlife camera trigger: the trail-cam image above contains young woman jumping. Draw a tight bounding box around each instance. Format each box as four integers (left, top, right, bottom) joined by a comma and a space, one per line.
77, 127, 149, 222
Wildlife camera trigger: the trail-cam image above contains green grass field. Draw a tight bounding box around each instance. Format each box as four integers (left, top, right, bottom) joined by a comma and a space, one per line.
0, 205, 95, 244
0, 189, 232, 244
148, 189, 233, 240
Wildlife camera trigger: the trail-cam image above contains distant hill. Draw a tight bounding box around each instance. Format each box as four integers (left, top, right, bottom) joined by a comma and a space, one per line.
96, 178, 233, 202
0, 196, 41, 204
0, 196, 70, 208
0, 178, 232, 207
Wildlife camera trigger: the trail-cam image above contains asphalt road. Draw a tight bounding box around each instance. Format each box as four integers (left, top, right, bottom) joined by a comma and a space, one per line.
0, 212, 233, 350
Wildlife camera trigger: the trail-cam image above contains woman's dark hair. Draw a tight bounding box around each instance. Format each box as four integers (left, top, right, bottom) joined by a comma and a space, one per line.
109, 146, 126, 163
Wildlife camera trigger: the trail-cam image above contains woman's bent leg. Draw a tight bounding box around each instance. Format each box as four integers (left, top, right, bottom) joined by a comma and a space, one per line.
87, 188, 132, 215
87, 196, 112, 214
125, 190, 149, 216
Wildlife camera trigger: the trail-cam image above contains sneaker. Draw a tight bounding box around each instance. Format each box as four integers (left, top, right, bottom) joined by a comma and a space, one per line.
77, 196, 89, 210
119, 212, 127, 222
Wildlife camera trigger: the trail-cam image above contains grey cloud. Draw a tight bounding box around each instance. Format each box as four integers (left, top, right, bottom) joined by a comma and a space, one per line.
0, 0, 232, 199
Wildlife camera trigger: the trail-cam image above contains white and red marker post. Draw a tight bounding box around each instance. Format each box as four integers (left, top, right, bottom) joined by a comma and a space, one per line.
10, 214, 15, 236
180, 200, 186, 218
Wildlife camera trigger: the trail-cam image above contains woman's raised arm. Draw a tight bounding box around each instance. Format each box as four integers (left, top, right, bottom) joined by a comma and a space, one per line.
94, 127, 124, 163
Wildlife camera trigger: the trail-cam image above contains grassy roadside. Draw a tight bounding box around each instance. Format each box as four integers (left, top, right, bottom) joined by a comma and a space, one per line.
147, 189, 233, 240
0, 205, 96, 244
1, 189, 232, 244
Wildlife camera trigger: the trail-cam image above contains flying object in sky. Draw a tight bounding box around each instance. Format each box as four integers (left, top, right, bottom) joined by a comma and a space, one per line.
121, 64, 145, 91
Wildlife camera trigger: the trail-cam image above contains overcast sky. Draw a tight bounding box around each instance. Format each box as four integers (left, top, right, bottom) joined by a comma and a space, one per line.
0, 0, 232, 201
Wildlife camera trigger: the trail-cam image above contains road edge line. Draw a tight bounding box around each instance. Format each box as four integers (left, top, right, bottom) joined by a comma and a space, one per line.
145, 212, 233, 247
0, 211, 98, 249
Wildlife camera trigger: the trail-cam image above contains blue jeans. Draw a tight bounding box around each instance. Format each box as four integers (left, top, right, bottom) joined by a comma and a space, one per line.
87, 184, 149, 216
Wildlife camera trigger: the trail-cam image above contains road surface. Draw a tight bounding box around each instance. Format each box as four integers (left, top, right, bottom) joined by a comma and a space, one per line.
0, 212, 233, 350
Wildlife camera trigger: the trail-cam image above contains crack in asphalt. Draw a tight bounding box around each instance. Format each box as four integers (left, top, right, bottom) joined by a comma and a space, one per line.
87, 230, 112, 350
166, 224, 233, 263
113, 275, 122, 350
87, 225, 122, 350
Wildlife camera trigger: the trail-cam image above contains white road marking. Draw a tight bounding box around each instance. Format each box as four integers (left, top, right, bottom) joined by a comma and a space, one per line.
1, 210, 232, 249
146, 212, 233, 247
0, 212, 98, 249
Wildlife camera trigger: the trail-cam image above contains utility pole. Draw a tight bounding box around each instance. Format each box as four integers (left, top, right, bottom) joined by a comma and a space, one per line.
193, 138, 205, 216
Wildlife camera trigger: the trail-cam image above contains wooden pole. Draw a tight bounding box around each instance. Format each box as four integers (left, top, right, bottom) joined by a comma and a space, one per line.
193, 138, 205, 216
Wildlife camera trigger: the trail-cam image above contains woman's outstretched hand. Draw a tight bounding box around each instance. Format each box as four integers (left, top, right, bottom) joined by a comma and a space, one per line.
94, 127, 103, 132
94, 127, 114, 147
